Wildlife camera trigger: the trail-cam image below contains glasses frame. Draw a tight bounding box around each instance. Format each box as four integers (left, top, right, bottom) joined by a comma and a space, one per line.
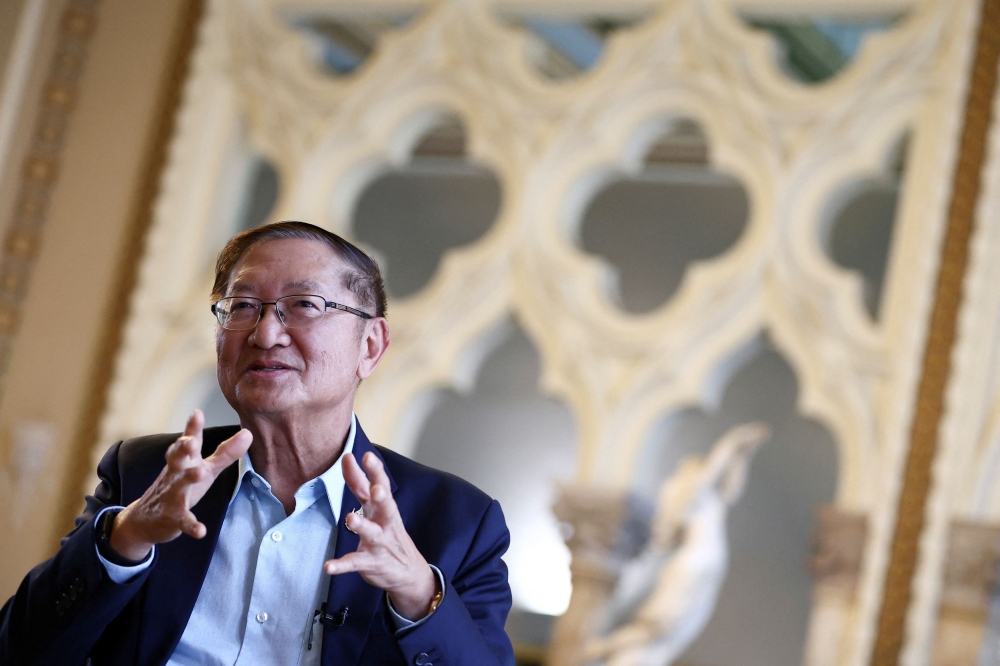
211, 294, 373, 330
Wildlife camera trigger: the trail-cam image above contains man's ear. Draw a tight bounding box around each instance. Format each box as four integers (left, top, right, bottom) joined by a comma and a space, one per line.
357, 317, 390, 381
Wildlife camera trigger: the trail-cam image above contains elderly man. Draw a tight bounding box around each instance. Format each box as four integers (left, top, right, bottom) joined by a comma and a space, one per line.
0, 221, 514, 665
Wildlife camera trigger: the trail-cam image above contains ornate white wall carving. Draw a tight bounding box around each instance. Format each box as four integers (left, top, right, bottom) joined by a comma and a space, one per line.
94, 1, 979, 664
905, 49, 1000, 666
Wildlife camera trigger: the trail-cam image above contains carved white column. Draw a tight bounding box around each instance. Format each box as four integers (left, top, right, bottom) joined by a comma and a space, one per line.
547, 485, 649, 666
929, 521, 1000, 666
803, 506, 868, 666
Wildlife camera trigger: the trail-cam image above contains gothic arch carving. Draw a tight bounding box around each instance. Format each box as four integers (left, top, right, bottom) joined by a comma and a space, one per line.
94, 2, 978, 665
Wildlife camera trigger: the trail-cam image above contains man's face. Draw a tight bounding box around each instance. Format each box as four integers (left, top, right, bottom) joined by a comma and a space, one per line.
215, 238, 383, 419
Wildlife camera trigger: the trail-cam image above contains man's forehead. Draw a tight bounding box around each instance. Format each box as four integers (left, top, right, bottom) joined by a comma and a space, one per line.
226, 239, 351, 295
229, 278, 331, 295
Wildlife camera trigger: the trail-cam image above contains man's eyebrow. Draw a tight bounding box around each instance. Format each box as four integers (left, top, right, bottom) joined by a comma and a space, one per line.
228, 283, 256, 294
285, 280, 324, 292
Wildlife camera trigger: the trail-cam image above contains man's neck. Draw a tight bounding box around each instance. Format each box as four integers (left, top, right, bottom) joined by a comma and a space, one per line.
242, 405, 354, 514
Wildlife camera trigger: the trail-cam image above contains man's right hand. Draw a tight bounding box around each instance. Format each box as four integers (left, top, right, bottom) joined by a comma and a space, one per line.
109, 410, 252, 561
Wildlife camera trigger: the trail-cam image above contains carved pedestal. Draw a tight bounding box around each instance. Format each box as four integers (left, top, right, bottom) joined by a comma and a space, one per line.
547, 485, 650, 666
930, 521, 1000, 666
803, 506, 868, 666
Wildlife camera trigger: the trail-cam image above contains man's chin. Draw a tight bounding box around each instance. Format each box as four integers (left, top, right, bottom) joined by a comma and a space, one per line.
231, 386, 301, 415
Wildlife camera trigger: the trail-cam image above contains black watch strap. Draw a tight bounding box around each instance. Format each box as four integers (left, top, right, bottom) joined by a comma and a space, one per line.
95, 509, 146, 567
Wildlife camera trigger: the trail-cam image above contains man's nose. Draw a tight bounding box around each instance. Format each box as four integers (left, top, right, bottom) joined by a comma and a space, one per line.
250, 303, 288, 347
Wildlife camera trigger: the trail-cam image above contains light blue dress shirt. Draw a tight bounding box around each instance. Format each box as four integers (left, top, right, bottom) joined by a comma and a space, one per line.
95, 415, 440, 665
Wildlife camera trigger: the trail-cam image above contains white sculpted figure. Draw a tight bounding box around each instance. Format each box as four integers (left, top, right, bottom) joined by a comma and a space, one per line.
584, 422, 771, 666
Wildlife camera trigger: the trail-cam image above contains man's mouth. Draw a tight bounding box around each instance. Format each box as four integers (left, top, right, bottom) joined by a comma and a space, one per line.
248, 362, 293, 372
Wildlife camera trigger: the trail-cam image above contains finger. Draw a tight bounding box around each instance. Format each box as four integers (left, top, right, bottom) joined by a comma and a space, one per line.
179, 510, 206, 539
323, 552, 372, 576
174, 412, 205, 462
187, 409, 205, 457
362, 452, 396, 513
345, 511, 382, 542
205, 429, 252, 476
342, 453, 372, 504
166, 436, 199, 470
183, 409, 205, 439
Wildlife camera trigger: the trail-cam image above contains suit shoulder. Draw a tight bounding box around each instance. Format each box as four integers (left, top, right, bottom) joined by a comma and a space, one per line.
116, 425, 241, 469
374, 445, 495, 509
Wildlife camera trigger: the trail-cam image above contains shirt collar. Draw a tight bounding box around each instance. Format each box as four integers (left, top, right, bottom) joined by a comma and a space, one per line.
231, 413, 357, 521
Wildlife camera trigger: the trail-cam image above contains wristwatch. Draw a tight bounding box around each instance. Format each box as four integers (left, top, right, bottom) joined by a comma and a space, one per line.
428, 584, 444, 613
95, 508, 123, 550
95, 509, 145, 566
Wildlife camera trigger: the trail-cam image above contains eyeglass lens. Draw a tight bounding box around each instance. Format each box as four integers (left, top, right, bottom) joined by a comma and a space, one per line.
215, 295, 328, 330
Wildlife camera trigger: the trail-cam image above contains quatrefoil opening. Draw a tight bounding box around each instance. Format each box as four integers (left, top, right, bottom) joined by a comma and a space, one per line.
235, 156, 280, 233
284, 7, 420, 76
497, 8, 651, 81
741, 12, 906, 85
822, 133, 909, 321
352, 116, 503, 299
578, 118, 749, 314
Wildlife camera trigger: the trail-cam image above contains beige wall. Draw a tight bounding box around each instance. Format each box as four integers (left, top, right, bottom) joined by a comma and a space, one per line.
0, 0, 30, 77
0, 0, 188, 598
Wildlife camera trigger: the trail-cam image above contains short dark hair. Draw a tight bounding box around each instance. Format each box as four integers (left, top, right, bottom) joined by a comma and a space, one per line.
212, 221, 387, 318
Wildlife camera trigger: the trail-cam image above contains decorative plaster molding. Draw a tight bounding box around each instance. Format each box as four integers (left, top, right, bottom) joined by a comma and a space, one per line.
811, 505, 869, 592
0, 0, 49, 194
94, 2, 980, 665
0, 0, 99, 388
904, 5, 1000, 664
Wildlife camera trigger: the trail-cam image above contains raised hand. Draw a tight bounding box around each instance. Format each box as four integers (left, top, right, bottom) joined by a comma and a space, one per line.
323, 451, 437, 621
109, 410, 252, 561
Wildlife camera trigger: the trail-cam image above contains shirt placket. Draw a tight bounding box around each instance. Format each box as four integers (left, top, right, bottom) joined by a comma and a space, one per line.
234, 475, 330, 666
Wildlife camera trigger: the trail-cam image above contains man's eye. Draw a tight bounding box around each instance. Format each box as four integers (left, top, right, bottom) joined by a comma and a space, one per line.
232, 301, 257, 310
293, 300, 319, 309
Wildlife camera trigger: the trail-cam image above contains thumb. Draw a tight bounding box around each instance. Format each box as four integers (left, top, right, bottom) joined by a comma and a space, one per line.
205, 429, 252, 475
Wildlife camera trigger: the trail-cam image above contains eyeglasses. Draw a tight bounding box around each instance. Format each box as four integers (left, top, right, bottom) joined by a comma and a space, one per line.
211, 294, 372, 330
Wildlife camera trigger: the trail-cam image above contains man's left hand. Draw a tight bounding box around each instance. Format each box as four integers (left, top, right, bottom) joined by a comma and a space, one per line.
324, 452, 438, 621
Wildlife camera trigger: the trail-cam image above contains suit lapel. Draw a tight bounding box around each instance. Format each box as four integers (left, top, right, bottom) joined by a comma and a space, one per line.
321, 423, 397, 666
138, 428, 240, 665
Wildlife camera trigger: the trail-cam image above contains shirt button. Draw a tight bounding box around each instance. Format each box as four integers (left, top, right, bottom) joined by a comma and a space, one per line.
256, 610, 268, 623
251, 478, 261, 489
414, 653, 431, 665
271, 531, 282, 542
249, 492, 256, 501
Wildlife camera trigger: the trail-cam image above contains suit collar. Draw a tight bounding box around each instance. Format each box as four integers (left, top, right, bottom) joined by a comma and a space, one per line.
137, 420, 390, 666
321, 420, 395, 666
139, 426, 240, 665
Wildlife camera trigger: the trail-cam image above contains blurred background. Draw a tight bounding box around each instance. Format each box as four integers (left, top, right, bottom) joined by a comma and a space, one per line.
0, 1, 998, 665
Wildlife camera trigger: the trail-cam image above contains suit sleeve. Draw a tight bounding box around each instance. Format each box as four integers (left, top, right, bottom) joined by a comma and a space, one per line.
0, 441, 157, 666
395, 499, 515, 666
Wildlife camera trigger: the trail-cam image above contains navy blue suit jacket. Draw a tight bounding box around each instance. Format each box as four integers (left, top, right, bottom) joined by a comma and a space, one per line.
0, 423, 515, 665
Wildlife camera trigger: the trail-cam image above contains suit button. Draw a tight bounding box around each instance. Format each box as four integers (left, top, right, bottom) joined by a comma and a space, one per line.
414, 653, 431, 665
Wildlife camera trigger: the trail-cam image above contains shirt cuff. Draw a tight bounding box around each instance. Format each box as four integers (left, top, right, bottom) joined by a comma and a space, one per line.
93, 506, 155, 584
387, 564, 446, 633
